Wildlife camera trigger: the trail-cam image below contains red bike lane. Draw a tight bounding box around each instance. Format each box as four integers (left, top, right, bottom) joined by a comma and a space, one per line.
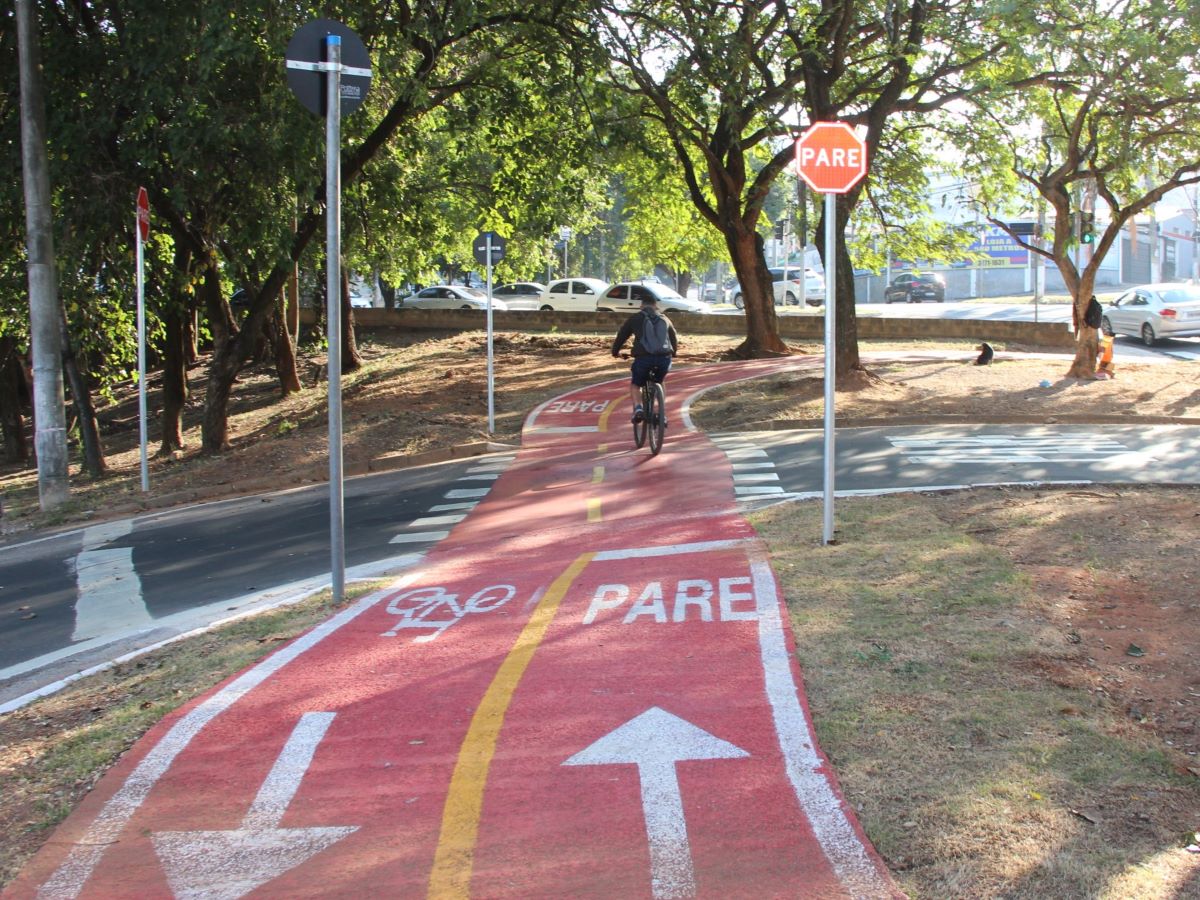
7, 358, 900, 900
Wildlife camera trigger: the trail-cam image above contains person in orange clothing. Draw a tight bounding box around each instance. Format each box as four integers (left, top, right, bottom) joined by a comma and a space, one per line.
1096, 333, 1115, 378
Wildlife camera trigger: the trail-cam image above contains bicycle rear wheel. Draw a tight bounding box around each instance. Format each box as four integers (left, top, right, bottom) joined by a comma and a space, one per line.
632, 393, 647, 448
647, 382, 665, 456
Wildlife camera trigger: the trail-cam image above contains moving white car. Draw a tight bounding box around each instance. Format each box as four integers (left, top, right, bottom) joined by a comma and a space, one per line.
597, 281, 713, 315
401, 285, 509, 311
1101, 283, 1200, 346
540, 277, 608, 311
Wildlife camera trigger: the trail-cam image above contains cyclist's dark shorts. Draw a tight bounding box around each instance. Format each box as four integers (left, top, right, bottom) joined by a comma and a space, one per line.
631, 354, 672, 387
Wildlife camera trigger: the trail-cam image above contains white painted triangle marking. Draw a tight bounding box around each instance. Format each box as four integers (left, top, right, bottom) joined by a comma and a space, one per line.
151, 712, 357, 900
73, 521, 150, 642
564, 707, 748, 899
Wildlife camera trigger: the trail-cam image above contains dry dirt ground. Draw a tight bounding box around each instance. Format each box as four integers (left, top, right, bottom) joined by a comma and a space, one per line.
2, 329, 1199, 893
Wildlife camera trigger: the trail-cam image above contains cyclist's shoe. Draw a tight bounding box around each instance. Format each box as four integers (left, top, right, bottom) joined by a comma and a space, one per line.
631, 405, 645, 423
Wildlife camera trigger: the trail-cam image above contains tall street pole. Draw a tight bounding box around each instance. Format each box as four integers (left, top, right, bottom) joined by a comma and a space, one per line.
325, 34, 345, 604
15, 0, 69, 510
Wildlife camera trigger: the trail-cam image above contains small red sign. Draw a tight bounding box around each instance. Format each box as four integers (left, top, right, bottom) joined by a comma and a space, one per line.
795, 122, 868, 194
136, 187, 150, 241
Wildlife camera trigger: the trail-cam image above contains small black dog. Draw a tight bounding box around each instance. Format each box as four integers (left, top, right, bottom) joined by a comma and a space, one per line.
974, 342, 994, 366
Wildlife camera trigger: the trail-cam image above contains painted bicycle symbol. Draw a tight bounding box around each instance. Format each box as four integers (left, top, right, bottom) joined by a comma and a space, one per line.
380, 584, 515, 642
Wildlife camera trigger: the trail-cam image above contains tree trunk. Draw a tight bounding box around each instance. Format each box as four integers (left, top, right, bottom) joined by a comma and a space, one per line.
0, 336, 29, 464
186, 307, 198, 363
726, 229, 788, 358
159, 244, 191, 453
274, 287, 302, 395
1065, 267, 1100, 378
160, 303, 189, 453
813, 198, 863, 382
287, 259, 300, 344
59, 312, 107, 476
340, 267, 363, 373
200, 262, 240, 452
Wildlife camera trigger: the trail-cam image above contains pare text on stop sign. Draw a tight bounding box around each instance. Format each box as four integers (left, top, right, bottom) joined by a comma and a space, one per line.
799, 146, 863, 168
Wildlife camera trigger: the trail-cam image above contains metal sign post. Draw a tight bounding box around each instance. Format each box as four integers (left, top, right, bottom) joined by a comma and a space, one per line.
135, 187, 150, 492
795, 122, 868, 545
474, 231, 507, 435
822, 194, 836, 544
324, 35, 345, 603
286, 20, 372, 603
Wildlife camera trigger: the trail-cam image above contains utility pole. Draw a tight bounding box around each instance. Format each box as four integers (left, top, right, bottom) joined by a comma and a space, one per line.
15, 0, 69, 510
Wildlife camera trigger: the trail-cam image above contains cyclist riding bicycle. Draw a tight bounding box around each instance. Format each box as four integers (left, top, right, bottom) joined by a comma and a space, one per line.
611, 292, 678, 423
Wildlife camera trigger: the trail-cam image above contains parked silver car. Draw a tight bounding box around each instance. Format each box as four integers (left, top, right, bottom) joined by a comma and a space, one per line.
728, 267, 825, 308
402, 285, 509, 311
1101, 283, 1200, 346
492, 282, 546, 310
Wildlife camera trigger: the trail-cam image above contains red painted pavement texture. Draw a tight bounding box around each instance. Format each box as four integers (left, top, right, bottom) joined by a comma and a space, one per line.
5, 358, 903, 900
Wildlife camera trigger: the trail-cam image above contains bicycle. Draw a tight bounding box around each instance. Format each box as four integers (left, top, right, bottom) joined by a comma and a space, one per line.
621, 354, 666, 456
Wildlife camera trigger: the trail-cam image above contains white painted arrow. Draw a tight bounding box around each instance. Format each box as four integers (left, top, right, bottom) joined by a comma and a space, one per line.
151, 712, 357, 900
563, 707, 748, 899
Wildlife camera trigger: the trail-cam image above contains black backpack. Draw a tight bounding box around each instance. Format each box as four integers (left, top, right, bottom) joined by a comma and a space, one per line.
1083, 296, 1103, 328
640, 310, 672, 355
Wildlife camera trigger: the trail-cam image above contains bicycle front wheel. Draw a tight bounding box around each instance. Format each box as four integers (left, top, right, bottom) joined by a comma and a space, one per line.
632, 395, 648, 448
647, 382, 665, 456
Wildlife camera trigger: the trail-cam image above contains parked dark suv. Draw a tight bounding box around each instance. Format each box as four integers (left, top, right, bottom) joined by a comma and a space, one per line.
884, 272, 946, 303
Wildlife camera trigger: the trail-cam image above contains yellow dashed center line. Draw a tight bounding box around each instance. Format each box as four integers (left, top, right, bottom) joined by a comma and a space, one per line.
586, 498, 602, 522
596, 399, 617, 433
592, 466, 605, 485
597, 443, 608, 454
428, 553, 596, 899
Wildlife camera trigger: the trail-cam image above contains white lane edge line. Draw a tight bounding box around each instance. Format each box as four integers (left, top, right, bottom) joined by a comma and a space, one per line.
593, 539, 751, 562
33, 569, 422, 897
408, 514, 467, 528
749, 550, 894, 895
389, 531, 450, 544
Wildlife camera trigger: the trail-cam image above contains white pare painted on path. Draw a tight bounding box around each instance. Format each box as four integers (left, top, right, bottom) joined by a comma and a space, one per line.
564, 707, 748, 900
72, 521, 150, 642
151, 712, 357, 900
583, 577, 757, 625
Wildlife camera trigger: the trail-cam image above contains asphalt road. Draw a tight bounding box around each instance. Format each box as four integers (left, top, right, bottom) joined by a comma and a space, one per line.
0, 451, 516, 702
709, 424, 1200, 506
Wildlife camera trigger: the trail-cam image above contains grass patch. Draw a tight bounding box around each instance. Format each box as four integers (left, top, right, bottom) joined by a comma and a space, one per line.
751, 492, 1200, 899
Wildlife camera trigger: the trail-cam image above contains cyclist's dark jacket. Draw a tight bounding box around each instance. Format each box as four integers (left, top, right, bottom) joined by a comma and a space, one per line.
611, 308, 679, 358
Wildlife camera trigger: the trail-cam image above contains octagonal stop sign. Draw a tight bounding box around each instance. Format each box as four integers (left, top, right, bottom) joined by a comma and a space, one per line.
795, 122, 867, 194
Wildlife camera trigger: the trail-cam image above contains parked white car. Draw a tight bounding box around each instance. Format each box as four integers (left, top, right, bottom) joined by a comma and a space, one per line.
597, 281, 713, 315
540, 277, 608, 311
728, 266, 825, 308
402, 285, 509, 311
1101, 283, 1200, 346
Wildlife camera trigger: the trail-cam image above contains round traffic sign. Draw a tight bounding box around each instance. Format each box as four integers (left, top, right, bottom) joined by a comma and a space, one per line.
473, 231, 506, 266
285, 19, 372, 117
795, 122, 868, 194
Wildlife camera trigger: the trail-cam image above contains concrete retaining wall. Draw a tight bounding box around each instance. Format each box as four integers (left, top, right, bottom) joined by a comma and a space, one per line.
308, 307, 1077, 349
